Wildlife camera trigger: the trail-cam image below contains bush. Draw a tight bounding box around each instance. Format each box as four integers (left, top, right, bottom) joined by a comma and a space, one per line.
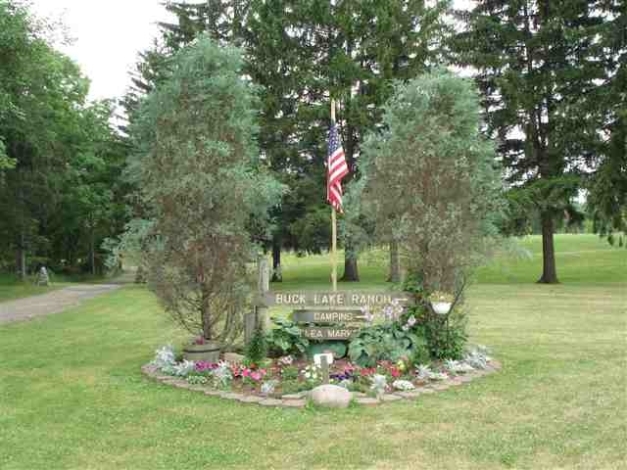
245, 324, 268, 364
348, 323, 427, 368
265, 317, 309, 357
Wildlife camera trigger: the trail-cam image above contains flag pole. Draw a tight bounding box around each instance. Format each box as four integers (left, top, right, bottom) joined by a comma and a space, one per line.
330, 98, 338, 292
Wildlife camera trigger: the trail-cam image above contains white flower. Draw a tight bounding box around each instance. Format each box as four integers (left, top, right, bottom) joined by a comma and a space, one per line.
392, 380, 415, 391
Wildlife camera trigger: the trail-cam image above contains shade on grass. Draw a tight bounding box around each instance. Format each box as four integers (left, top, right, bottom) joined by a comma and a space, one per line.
0, 234, 625, 469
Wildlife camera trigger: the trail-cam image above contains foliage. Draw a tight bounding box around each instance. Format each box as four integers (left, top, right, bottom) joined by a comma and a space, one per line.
260, 380, 278, 396
0, 1, 129, 276
464, 345, 491, 370
245, 325, 268, 365
453, 0, 618, 283
301, 364, 322, 385
265, 317, 309, 357
423, 310, 468, 360
445, 359, 474, 374
348, 322, 427, 368
131, 36, 282, 343
154, 0, 453, 281
392, 380, 415, 391
280, 366, 299, 382
361, 70, 503, 293
151, 344, 176, 370
369, 374, 388, 397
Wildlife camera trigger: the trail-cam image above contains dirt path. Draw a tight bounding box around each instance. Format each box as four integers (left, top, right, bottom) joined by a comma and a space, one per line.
0, 284, 121, 324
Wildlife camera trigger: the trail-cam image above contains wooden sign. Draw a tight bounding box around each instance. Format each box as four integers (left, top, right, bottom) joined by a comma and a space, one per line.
303, 327, 357, 340
292, 309, 367, 324
263, 291, 410, 307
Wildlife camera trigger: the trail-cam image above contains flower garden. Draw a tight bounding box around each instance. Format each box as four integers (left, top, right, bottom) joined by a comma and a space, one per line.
143, 291, 501, 408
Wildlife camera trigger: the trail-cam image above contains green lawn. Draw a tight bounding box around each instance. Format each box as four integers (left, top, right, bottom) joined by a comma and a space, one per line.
0, 274, 69, 302
0, 234, 625, 469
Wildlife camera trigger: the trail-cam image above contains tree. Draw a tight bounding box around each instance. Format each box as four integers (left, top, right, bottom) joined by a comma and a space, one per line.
132, 37, 282, 343
158, 0, 450, 282
454, 0, 609, 283
361, 70, 503, 292
586, 1, 626, 245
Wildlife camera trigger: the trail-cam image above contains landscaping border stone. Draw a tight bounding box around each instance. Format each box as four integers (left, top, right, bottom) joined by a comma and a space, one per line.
140, 360, 502, 409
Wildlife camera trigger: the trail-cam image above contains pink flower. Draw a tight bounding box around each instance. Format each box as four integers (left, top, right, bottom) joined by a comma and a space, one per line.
242, 368, 251, 378
251, 371, 262, 381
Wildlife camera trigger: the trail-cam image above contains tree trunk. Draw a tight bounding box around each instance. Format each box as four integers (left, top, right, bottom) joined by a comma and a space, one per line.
90, 229, 96, 276
17, 231, 26, 281
387, 240, 401, 283
538, 211, 559, 283
340, 248, 359, 282
271, 239, 282, 282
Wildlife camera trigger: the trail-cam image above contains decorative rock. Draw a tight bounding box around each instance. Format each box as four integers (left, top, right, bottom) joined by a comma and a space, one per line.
397, 390, 422, 399
457, 376, 474, 383
238, 395, 263, 404
418, 388, 435, 394
259, 398, 283, 407
430, 383, 451, 391
221, 392, 242, 400
223, 352, 245, 364
355, 397, 379, 406
309, 384, 352, 408
381, 394, 403, 402
281, 399, 306, 408
204, 390, 222, 396
282, 392, 308, 400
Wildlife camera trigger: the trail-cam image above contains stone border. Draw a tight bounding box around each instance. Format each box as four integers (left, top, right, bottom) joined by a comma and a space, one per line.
141, 360, 501, 409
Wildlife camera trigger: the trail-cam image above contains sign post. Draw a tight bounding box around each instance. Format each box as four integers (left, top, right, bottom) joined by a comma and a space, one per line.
330, 98, 338, 293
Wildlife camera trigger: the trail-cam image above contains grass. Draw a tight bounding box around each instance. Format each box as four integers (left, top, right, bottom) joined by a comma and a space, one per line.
0, 234, 625, 469
0, 274, 69, 302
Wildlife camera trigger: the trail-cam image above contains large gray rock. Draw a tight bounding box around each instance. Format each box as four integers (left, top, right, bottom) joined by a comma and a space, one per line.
309, 384, 351, 408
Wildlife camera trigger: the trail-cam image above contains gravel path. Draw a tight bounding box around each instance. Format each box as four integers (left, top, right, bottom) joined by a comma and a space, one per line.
0, 284, 121, 324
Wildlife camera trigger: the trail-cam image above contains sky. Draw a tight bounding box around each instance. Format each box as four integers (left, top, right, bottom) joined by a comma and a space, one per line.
30, 0, 174, 101
29, 0, 473, 102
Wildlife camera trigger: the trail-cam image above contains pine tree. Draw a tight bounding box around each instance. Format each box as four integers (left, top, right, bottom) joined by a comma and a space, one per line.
454, 0, 610, 283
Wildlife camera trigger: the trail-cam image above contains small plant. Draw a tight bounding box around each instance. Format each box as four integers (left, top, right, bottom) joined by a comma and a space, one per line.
152, 344, 176, 371
187, 375, 208, 385
260, 380, 278, 396
348, 323, 426, 367
370, 374, 388, 397
266, 317, 309, 357
278, 355, 293, 366
172, 359, 196, 377
416, 364, 433, 381
301, 364, 322, 384
464, 345, 491, 370
392, 379, 415, 391
445, 359, 474, 374
211, 361, 233, 387
245, 324, 268, 365
281, 365, 299, 381
415, 363, 447, 381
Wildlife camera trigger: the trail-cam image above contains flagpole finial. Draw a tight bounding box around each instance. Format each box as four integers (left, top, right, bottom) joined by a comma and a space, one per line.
331, 98, 336, 123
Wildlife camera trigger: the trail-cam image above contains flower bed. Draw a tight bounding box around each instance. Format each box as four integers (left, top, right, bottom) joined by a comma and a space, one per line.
142, 345, 501, 408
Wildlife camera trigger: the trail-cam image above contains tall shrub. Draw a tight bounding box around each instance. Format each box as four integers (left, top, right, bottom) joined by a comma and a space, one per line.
361, 70, 503, 294
133, 36, 282, 344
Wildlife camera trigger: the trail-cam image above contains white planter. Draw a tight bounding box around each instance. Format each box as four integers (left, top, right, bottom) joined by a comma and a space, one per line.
431, 301, 452, 315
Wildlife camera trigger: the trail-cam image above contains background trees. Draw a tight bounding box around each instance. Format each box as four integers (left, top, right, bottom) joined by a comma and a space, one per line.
132, 37, 282, 342
0, 1, 127, 277
453, 0, 621, 283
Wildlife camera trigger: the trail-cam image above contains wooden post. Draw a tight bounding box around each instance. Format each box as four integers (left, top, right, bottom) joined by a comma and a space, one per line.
320, 355, 330, 385
256, 254, 270, 331
330, 99, 338, 293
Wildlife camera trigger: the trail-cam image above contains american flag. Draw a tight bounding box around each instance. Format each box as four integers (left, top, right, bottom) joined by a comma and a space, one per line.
327, 123, 349, 212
